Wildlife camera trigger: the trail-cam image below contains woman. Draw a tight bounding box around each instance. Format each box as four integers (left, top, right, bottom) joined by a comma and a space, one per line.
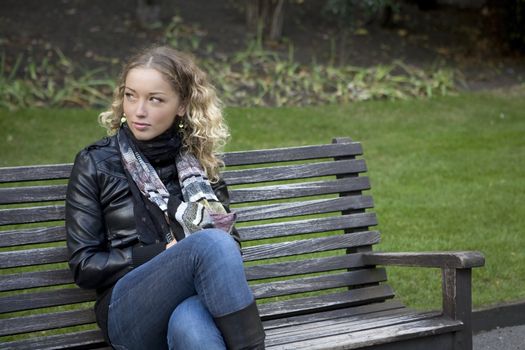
66, 46, 265, 350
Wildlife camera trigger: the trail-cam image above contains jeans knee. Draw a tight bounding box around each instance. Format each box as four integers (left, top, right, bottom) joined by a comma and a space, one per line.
167, 296, 225, 350
197, 229, 240, 259
168, 316, 200, 348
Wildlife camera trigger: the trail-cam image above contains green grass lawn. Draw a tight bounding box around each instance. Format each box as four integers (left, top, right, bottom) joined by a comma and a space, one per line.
1, 90, 524, 311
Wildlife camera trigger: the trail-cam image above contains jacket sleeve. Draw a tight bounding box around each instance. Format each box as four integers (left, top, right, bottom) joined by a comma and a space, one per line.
66, 150, 133, 290
212, 177, 241, 246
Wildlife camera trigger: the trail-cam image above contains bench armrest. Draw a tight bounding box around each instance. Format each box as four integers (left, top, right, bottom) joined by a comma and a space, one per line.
362, 250, 485, 348
361, 251, 485, 269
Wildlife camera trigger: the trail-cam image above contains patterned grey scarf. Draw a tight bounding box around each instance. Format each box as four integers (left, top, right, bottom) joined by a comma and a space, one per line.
118, 126, 236, 243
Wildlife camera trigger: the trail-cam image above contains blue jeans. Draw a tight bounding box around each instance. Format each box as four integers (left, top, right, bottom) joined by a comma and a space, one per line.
107, 229, 254, 350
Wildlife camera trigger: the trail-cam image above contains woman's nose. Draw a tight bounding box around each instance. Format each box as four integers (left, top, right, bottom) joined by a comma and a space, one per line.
136, 100, 147, 118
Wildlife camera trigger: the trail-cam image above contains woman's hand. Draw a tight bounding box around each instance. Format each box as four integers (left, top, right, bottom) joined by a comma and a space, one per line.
166, 240, 177, 250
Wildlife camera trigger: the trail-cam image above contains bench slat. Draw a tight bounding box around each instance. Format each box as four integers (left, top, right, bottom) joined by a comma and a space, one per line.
0, 329, 107, 350
0, 309, 96, 336
229, 177, 370, 203
0, 164, 72, 183
0, 196, 374, 247
266, 315, 461, 349
245, 254, 365, 280
0, 205, 64, 226
236, 195, 373, 222
0, 269, 73, 292
223, 143, 362, 166
0, 144, 362, 184
252, 268, 387, 299
242, 231, 380, 262
0, 230, 378, 268
0, 185, 67, 205
0, 226, 65, 248
1, 255, 364, 291
262, 300, 406, 329
0, 255, 370, 292
258, 284, 394, 319
223, 159, 366, 185
238, 212, 377, 241
0, 247, 67, 268
0, 287, 96, 313
267, 308, 418, 340
266, 310, 449, 347
0, 182, 371, 228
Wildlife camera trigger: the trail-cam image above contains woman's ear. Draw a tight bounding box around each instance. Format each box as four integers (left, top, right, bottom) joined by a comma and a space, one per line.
177, 105, 186, 117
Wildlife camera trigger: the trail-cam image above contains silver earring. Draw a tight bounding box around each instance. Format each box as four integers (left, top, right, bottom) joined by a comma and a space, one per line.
121, 113, 127, 125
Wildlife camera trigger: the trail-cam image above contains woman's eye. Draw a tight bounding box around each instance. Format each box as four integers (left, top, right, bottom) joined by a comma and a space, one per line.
125, 93, 136, 101
151, 97, 163, 103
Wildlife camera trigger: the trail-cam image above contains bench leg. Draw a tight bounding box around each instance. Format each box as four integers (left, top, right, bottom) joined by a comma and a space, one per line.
442, 268, 473, 350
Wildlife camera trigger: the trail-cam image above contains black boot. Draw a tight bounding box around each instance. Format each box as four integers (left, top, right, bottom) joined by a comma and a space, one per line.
214, 301, 266, 350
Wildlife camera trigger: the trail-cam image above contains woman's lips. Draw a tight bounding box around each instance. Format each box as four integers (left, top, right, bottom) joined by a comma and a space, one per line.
132, 122, 150, 131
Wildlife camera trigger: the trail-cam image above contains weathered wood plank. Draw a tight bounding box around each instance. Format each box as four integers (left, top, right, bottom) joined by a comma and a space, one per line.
251, 268, 387, 299
363, 251, 485, 269
244, 254, 365, 281
0, 205, 65, 226
258, 284, 395, 319
223, 159, 367, 185
0, 226, 65, 248
266, 308, 419, 339
0, 309, 96, 336
0, 329, 106, 350
236, 195, 374, 222
0, 185, 67, 205
262, 300, 406, 329
0, 287, 96, 313
266, 315, 462, 350
229, 176, 370, 203
242, 231, 380, 262
238, 212, 377, 241
222, 143, 363, 166
0, 164, 72, 183
443, 267, 473, 350
0, 268, 73, 292
0, 246, 68, 268
266, 311, 452, 346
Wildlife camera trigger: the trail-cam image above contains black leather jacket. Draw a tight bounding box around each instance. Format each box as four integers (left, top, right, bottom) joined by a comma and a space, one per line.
65, 134, 238, 338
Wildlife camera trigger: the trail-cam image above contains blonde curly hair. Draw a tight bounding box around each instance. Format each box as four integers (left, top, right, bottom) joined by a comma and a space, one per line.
99, 46, 229, 181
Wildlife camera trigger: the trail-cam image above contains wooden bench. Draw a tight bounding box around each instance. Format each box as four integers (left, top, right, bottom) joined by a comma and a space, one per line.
0, 138, 485, 349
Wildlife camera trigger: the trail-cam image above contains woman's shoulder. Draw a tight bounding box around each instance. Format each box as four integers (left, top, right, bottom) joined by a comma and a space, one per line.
74, 135, 124, 176
77, 135, 118, 160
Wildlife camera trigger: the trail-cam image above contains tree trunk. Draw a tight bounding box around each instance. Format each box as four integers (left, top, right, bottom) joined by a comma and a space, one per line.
269, 0, 285, 41
246, 0, 286, 42
246, 1, 260, 34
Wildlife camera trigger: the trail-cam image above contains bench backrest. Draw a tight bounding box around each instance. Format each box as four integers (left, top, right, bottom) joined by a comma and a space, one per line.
0, 138, 393, 348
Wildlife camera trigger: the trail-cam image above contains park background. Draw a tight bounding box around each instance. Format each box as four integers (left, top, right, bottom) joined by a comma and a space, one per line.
1, 0, 524, 325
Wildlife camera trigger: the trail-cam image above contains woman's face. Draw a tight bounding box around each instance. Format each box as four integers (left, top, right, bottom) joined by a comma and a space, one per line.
123, 67, 185, 141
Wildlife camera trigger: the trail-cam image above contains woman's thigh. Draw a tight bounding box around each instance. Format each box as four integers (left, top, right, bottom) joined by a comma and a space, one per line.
107, 229, 249, 349
167, 295, 226, 350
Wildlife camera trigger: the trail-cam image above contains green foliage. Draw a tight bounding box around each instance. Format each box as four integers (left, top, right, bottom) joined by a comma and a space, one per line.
162, 15, 456, 106
204, 49, 455, 107
163, 15, 213, 54
0, 49, 114, 110
0, 14, 456, 111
